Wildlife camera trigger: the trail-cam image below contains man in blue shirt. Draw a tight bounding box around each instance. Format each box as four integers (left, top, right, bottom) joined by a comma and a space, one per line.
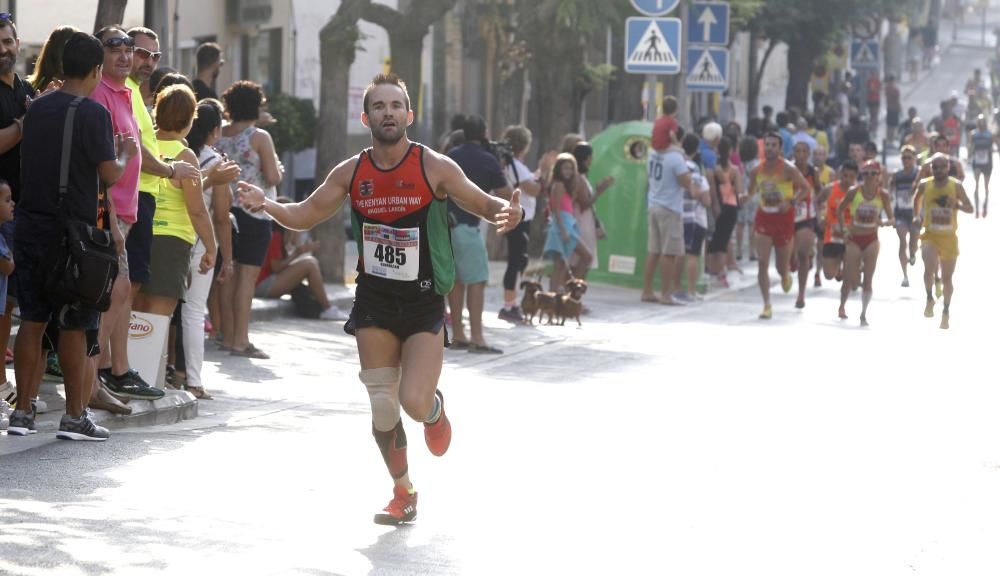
445, 115, 512, 354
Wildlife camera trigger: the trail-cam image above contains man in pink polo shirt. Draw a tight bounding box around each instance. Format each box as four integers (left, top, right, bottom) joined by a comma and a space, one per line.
89, 26, 162, 399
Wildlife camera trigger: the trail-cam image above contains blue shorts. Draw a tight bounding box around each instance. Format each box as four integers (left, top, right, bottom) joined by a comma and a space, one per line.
13, 237, 100, 331
126, 191, 156, 285
450, 224, 489, 285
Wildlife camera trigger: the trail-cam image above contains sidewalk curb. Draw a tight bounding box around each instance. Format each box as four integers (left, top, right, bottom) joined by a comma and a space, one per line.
27, 389, 199, 433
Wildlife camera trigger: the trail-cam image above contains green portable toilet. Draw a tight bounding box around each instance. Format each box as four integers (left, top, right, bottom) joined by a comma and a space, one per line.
585, 121, 704, 292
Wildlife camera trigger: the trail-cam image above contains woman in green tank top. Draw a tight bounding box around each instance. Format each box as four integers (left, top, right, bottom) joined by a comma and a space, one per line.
134, 85, 218, 317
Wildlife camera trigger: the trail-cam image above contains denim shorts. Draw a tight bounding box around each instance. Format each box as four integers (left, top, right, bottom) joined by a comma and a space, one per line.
13, 237, 100, 331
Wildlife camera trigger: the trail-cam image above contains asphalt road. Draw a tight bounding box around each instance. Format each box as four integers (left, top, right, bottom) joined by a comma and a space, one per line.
2, 24, 999, 576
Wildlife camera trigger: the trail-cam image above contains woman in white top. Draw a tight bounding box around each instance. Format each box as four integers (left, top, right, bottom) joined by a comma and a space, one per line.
176, 99, 240, 398
216, 81, 282, 359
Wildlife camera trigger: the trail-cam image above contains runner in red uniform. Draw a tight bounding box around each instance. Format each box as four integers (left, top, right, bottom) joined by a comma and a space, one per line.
239, 73, 523, 525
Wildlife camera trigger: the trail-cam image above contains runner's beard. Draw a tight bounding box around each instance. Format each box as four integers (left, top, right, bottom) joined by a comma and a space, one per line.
0, 53, 15, 75
372, 124, 405, 145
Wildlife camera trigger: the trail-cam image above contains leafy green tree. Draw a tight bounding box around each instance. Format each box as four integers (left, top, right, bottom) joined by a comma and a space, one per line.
518, 0, 627, 151
261, 93, 318, 157
312, 0, 367, 283
749, 0, 919, 111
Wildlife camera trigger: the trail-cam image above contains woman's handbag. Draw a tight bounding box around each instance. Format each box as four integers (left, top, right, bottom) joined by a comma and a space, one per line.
42, 97, 119, 312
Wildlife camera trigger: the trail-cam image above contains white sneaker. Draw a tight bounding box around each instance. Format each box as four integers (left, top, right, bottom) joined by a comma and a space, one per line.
32, 398, 50, 414
0, 399, 12, 417
0, 412, 8, 431
319, 306, 350, 321
0, 381, 15, 406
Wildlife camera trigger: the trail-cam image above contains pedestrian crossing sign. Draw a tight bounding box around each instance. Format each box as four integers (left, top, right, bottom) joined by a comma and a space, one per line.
686, 46, 728, 91
625, 17, 682, 74
850, 38, 879, 69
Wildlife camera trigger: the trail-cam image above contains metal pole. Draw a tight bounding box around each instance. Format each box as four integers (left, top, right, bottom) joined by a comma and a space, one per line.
983, 4, 988, 47
647, 74, 658, 121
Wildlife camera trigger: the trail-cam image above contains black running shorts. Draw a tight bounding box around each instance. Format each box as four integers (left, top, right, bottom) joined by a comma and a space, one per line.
822, 243, 846, 259
345, 287, 450, 346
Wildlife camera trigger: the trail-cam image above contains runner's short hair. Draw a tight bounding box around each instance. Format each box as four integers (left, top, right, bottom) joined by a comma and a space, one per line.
840, 159, 859, 173
362, 73, 410, 115
764, 131, 783, 146
62, 32, 105, 79
196, 42, 222, 71
0, 14, 17, 39
94, 26, 127, 42
127, 27, 158, 42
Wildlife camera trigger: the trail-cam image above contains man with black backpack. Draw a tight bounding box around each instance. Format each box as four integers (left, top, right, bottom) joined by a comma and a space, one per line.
7, 32, 137, 440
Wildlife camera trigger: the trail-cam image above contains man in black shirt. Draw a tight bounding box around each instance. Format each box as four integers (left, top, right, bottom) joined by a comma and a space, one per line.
0, 14, 34, 396
7, 32, 137, 441
192, 42, 223, 101
446, 115, 512, 354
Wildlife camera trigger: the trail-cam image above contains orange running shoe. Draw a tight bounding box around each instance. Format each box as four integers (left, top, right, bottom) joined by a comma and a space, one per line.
424, 390, 451, 456
374, 485, 417, 525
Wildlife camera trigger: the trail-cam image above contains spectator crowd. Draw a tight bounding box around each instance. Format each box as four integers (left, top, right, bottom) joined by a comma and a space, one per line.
0, 17, 341, 440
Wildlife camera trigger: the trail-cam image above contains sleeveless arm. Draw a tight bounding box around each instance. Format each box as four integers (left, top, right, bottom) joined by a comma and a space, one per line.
427, 150, 521, 230
954, 182, 974, 213
239, 156, 354, 232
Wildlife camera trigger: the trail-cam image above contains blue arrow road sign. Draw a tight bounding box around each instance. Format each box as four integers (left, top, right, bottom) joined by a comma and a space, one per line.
688, 1, 730, 46
630, 0, 681, 17
686, 46, 729, 91
625, 17, 682, 74
850, 38, 880, 69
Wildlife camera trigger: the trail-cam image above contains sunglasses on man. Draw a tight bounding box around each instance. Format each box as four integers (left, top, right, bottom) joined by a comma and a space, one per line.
103, 36, 135, 49
0, 13, 12, 22
135, 47, 162, 62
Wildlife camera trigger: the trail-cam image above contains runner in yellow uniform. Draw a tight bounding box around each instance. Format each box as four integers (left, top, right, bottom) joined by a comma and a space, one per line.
838, 160, 893, 326
912, 153, 974, 329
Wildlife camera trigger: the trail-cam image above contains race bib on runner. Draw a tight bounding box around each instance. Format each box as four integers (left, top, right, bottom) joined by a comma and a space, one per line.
795, 200, 810, 222
362, 223, 420, 281
929, 207, 954, 232
855, 204, 879, 228
895, 189, 913, 210
975, 148, 991, 165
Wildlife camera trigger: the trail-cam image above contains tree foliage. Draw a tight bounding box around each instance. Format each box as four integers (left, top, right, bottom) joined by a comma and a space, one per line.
748, 0, 921, 110
262, 93, 318, 157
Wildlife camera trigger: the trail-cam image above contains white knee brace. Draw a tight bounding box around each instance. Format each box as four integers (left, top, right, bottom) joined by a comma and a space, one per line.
360, 367, 401, 432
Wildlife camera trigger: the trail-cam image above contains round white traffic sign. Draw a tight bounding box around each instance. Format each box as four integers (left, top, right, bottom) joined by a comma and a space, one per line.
852, 16, 880, 40
630, 0, 681, 17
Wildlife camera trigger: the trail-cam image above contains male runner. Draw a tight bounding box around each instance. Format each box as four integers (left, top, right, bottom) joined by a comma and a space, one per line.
914, 134, 965, 297
812, 146, 834, 287
238, 73, 523, 524
747, 132, 810, 319
912, 153, 974, 329
818, 160, 858, 314
888, 146, 921, 286
791, 141, 820, 308
968, 114, 994, 218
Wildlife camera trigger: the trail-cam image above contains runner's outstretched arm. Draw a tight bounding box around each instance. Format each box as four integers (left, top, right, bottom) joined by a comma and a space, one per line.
237, 157, 354, 232
429, 152, 522, 233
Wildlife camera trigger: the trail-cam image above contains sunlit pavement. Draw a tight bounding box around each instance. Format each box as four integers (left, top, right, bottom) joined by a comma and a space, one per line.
3, 25, 1000, 576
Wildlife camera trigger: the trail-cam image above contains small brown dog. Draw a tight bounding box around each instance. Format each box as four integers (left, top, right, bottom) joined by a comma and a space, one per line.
519, 280, 545, 325
556, 278, 588, 326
